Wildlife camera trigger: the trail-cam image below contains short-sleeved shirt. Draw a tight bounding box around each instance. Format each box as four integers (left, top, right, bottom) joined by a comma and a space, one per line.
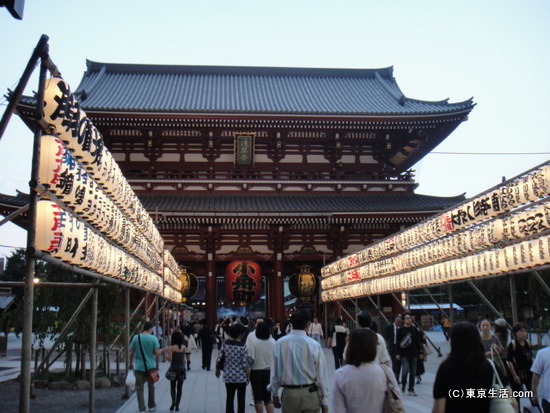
481, 335, 504, 354
130, 333, 160, 372
219, 339, 249, 383
248, 337, 275, 370
531, 346, 550, 403
507, 340, 533, 380
433, 359, 493, 413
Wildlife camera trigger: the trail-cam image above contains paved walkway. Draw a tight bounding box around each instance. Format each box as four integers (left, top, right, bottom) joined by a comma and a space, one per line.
116, 331, 451, 413
0, 331, 451, 412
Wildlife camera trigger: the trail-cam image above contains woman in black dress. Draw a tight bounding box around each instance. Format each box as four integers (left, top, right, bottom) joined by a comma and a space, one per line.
166, 331, 187, 411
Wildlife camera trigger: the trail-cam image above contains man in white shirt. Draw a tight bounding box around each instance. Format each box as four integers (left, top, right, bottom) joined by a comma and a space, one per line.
307, 317, 324, 345
531, 345, 550, 412
343, 311, 391, 366
269, 310, 329, 413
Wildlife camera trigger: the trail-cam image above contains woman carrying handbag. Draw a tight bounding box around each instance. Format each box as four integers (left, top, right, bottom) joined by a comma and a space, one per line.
166, 331, 187, 411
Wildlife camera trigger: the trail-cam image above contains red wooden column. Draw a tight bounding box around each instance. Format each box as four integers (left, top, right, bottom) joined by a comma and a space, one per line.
205, 252, 217, 327
270, 252, 285, 324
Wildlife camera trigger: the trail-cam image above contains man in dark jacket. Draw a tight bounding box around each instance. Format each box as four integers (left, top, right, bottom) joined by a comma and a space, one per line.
197, 319, 216, 371
396, 312, 423, 396
384, 315, 402, 382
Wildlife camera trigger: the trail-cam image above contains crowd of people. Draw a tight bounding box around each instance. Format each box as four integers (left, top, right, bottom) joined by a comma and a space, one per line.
128, 311, 550, 413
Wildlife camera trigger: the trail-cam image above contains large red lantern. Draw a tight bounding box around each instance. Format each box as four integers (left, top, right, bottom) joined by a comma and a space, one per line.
289, 265, 318, 304
179, 266, 199, 303
225, 261, 261, 306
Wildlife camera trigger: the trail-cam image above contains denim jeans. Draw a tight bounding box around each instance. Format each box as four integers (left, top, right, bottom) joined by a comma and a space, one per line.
134, 369, 156, 412
400, 355, 418, 392
311, 334, 321, 345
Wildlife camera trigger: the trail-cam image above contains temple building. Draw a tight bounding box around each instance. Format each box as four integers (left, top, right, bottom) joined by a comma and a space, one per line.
9, 61, 474, 326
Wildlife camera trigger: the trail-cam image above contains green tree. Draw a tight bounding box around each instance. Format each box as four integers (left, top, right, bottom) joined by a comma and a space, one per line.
0, 248, 126, 375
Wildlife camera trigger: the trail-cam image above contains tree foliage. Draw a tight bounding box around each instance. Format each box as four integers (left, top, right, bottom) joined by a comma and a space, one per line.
0, 249, 125, 347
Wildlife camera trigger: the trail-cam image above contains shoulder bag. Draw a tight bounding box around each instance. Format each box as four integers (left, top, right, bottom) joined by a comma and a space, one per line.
488, 359, 515, 413
138, 334, 160, 383
380, 364, 405, 413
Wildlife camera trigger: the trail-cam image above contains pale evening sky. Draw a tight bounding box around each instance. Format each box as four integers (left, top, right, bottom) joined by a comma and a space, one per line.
1, 0, 549, 258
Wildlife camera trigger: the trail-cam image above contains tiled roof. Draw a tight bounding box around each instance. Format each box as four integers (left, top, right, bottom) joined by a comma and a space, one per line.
0, 191, 29, 208
138, 193, 465, 214
0, 191, 465, 219
72, 61, 474, 116
0, 295, 16, 310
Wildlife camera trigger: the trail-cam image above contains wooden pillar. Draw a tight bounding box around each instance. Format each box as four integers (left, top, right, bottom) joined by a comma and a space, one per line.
206, 252, 217, 327
88, 284, 98, 413
448, 285, 455, 324
146, 293, 155, 320
510, 274, 518, 325
124, 288, 130, 374
270, 253, 285, 324
334, 301, 342, 319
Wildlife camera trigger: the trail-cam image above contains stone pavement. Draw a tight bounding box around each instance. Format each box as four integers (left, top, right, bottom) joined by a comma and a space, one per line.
116, 331, 451, 413
0, 331, 450, 412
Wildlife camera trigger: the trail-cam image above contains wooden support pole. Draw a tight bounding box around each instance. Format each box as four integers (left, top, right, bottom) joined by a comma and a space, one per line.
0, 35, 49, 141
448, 286, 455, 324
109, 296, 146, 354
510, 274, 518, 325
32, 286, 97, 378
0, 281, 98, 288
336, 301, 354, 324
366, 295, 390, 325
397, 293, 443, 357
467, 280, 511, 329
423, 288, 451, 321
532, 271, 550, 297
0, 204, 29, 228
20, 50, 49, 413
121, 288, 131, 400
88, 282, 99, 413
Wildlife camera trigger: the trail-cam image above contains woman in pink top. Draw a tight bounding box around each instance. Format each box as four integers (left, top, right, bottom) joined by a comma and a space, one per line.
331, 329, 396, 413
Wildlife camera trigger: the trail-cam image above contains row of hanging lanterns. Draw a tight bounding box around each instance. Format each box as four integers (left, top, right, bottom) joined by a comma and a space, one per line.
39, 135, 163, 273
38, 76, 183, 302
322, 198, 550, 294
163, 250, 182, 291
322, 163, 550, 279
322, 233, 550, 302
43, 77, 163, 253
35, 200, 181, 301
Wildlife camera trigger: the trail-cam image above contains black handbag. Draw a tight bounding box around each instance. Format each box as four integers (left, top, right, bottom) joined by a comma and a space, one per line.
165, 368, 178, 381
216, 344, 226, 371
